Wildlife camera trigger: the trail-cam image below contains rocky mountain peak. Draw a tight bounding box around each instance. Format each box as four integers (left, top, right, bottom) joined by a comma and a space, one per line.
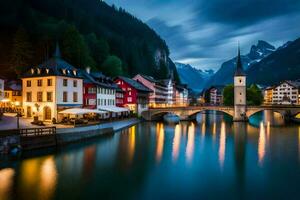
249, 40, 276, 60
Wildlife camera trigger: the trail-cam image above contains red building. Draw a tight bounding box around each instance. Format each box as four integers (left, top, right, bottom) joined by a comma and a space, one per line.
116, 87, 124, 107
115, 76, 152, 116
81, 69, 97, 109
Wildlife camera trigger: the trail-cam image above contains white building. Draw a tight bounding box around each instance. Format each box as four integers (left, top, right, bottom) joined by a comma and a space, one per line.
21, 45, 83, 122
0, 78, 4, 101
174, 85, 189, 106
209, 86, 225, 105
271, 81, 300, 105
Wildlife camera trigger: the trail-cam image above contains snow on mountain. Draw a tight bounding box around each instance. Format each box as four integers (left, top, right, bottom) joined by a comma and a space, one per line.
175, 62, 214, 92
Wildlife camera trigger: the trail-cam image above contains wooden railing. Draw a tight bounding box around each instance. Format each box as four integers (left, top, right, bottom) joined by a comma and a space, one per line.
19, 127, 56, 137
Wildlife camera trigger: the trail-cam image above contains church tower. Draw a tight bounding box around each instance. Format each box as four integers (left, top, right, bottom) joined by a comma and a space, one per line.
234, 46, 247, 121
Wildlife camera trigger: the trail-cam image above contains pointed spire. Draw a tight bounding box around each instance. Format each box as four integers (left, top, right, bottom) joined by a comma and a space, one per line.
53, 42, 61, 58
235, 42, 245, 76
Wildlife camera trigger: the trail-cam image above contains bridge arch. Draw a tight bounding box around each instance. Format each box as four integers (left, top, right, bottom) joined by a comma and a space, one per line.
246, 109, 285, 119
187, 109, 234, 119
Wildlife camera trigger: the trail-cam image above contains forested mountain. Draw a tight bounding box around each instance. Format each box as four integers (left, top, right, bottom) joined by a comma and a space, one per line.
0, 0, 180, 82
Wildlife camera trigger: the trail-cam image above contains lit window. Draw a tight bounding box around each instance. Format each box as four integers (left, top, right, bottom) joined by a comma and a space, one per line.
37, 92, 43, 102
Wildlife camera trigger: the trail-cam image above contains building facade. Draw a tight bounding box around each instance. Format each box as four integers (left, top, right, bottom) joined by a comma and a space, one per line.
3, 80, 22, 108
0, 78, 4, 101
263, 86, 274, 104
209, 86, 224, 105
21, 45, 83, 122
174, 85, 189, 106
271, 81, 300, 105
133, 74, 168, 107
115, 76, 151, 116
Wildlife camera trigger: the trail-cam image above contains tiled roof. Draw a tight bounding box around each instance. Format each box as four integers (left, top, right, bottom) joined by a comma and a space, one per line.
22, 44, 82, 79
117, 76, 152, 92
80, 69, 118, 89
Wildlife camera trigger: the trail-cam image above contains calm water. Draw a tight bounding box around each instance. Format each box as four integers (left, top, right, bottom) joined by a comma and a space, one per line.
1, 111, 300, 200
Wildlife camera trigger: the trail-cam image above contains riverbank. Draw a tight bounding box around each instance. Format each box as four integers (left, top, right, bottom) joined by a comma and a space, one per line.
57, 118, 140, 145
0, 118, 141, 154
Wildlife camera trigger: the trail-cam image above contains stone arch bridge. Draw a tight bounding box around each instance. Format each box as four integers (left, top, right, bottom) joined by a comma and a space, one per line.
141, 106, 300, 121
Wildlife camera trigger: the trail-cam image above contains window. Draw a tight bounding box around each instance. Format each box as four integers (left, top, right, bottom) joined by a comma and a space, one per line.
37, 79, 42, 87
27, 80, 31, 87
47, 79, 52, 86
88, 87, 96, 94
63, 79, 68, 87
128, 97, 132, 102
26, 92, 32, 102
73, 80, 77, 87
73, 92, 78, 102
37, 92, 43, 102
63, 92, 68, 102
47, 92, 53, 102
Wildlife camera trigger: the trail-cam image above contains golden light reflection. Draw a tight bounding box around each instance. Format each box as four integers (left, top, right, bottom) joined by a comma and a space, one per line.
218, 122, 226, 169
298, 127, 300, 161
258, 122, 266, 166
128, 126, 136, 163
186, 122, 195, 163
267, 121, 270, 142
172, 124, 181, 162
201, 122, 206, 136
19, 156, 57, 200
0, 168, 15, 200
212, 122, 217, 140
39, 157, 57, 200
156, 123, 165, 163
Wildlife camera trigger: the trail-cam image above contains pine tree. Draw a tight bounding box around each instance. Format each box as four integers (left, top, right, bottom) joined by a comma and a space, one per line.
61, 25, 95, 68
10, 27, 33, 74
102, 55, 123, 77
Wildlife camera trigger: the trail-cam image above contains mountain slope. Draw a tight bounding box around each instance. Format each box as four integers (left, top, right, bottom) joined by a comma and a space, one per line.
206, 40, 275, 87
0, 0, 180, 82
247, 38, 300, 85
175, 62, 213, 91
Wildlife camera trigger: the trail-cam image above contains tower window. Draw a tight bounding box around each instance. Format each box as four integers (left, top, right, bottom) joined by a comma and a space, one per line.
239, 79, 242, 83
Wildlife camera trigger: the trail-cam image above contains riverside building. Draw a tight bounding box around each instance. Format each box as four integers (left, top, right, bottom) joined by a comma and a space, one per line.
21, 45, 83, 122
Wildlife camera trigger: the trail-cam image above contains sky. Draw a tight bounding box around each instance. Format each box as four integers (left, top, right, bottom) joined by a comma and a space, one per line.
105, 0, 300, 71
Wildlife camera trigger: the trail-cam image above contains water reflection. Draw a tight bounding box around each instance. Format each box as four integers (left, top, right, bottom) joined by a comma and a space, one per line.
186, 122, 195, 163
172, 124, 181, 162
258, 122, 266, 166
156, 123, 165, 163
128, 126, 136, 163
218, 122, 226, 169
0, 168, 15, 200
1, 111, 300, 199
18, 156, 57, 200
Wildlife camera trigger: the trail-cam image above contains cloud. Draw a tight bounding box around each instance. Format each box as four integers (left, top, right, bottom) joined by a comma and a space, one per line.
105, 0, 300, 71
197, 0, 300, 26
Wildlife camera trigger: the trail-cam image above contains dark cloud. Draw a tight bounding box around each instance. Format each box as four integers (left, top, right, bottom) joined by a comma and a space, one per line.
106, 0, 300, 70
197, 0, 300, 26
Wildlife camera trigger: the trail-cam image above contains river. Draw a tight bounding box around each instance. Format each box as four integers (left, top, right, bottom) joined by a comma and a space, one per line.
0, 111, 300, 200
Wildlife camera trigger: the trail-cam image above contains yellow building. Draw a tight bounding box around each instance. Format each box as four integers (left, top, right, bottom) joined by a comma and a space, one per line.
2, 80, 22, 109
263, 87, 274, 104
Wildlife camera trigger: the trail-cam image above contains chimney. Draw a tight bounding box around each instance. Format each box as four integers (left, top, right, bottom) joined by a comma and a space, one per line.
86, 66, 91, 74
